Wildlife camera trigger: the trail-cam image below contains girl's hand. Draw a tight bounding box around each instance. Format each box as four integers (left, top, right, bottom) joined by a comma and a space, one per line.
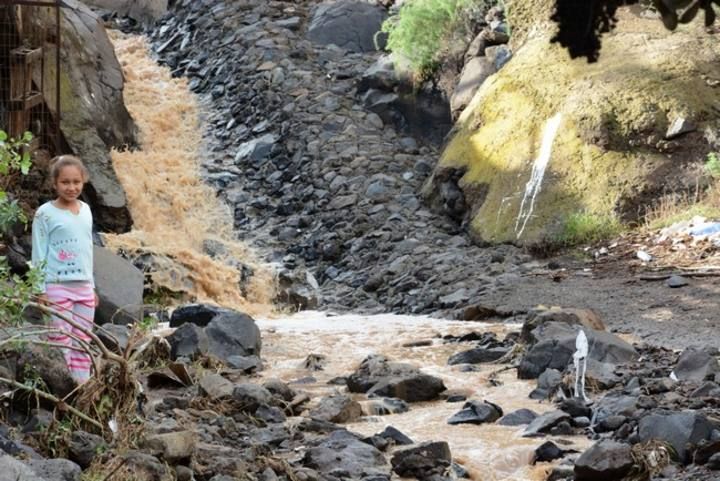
37, 293, 48, 306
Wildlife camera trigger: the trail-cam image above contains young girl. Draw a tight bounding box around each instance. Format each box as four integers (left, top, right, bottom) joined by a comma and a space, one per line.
31, 155, 97, 384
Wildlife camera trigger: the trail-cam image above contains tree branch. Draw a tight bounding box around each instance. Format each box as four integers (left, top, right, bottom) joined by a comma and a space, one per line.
0, 375, 103, 430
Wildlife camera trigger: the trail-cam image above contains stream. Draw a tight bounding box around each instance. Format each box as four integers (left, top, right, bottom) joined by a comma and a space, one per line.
257, 312, 589, 480
108, 18, 587, 481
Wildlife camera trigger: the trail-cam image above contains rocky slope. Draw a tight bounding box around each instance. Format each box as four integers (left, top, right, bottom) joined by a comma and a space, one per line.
144, 0, 529, 317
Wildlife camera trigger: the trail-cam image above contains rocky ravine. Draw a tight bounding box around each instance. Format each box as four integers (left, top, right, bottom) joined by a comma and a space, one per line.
143, 0, 529, 318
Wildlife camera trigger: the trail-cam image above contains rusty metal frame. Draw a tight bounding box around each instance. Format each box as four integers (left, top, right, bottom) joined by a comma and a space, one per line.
0, 0, 65, 149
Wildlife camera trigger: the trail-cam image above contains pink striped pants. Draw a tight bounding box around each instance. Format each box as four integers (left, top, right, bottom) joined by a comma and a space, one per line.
46, 282, 95, 383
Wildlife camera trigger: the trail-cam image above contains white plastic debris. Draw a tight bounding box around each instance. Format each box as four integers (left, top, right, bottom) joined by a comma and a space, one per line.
573, 330, 590, 402
108, 418, 118, 435
637, 250, 653, 262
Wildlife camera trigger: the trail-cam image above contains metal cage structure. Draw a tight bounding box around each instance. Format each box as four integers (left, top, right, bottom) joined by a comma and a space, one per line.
0, 0, 64, 153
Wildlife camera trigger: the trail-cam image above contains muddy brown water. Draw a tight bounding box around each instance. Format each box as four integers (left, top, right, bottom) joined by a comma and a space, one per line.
257, 312, 590, 481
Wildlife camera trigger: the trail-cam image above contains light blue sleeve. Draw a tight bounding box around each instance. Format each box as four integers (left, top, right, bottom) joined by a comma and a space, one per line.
31, 209, 49, 293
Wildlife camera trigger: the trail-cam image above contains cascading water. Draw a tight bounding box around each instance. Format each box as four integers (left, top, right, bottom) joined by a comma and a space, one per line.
515, 113, 563, 239
108, 33, 589, 481
104, 33, 274, 314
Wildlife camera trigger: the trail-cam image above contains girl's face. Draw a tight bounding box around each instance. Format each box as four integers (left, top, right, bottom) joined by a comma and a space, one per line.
54, 165, 85, 203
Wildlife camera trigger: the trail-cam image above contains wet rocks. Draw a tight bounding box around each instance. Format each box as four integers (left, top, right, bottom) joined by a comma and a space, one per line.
347, 355, 446, 402
573, 440, 634, 481
310, 394, 363, 423
498, 408, 538, 426
447, 400, 503, 425
390, 442, 451, 480
448, 344, 509, 365
523, 410, 571, 437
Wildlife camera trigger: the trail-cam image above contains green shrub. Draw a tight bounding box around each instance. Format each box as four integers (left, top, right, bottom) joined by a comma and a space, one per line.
556, 212, 622, 246
705, 152, 720, 179
381, 0, 487, 78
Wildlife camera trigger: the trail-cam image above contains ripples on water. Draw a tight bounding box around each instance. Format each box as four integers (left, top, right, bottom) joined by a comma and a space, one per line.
258, 312, 589, 481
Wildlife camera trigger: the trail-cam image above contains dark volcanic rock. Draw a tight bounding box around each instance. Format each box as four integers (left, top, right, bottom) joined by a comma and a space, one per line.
303, 430, 389, 478
69, 431, 106, 469
170, 304, 223, 328
310, 394, 363, 423
232, 384, 273, 413
672, 348, 719, 382
167, 323, 208, 360
448, 400, 503, 425
205, 310, 262, 361
518, 323, 636, 379
306, 2, 387, 53
574, 440, 634, 481
523, 410, 571, 437
498, 408, 538, 426
391, 441, 452, 479
448, 346, 508, 365
533, 441, 565, 464
347, 355, 446, 402
638, 411, 714, 462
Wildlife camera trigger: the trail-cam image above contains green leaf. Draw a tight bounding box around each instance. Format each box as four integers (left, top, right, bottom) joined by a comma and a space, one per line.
20, 157, 31, 175
21, 131, 33, 142
0, 131, 6, 142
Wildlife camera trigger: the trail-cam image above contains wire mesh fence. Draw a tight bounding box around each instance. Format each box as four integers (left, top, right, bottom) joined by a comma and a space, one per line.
0, 0, 62, 155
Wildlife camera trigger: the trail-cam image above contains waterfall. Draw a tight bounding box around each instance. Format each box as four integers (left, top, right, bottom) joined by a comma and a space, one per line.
515, 113, 563, 239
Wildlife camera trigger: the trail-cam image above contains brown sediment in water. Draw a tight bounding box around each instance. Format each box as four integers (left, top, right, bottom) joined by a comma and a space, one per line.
257, 313, 590, 481
104, 33, 274, 315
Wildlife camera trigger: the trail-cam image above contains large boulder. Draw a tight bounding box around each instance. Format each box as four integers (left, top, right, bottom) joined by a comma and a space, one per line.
391, 442, 452, 480
518, 322, 637, 379
205, 310, 262, 362
521, 307, 606, 344
24, 0, 137, 232
671, 348, 720, 382
431, 3, 720, 245
638, 411, 715, 463
347, 355, 446, 402
574, 440, 634, 481
94, 246, 144, 325
302, 430, 390, 478
306, 1, 387, 53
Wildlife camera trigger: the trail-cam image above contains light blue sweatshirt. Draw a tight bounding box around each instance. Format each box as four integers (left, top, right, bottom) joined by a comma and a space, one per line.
31, 200, 95, 292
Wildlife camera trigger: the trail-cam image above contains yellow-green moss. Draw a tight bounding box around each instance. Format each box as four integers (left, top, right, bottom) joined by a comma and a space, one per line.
440, 12, 720, 245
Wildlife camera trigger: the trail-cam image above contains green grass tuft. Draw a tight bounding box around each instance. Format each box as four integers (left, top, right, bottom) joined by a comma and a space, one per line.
381, 0, 489, 79
556, 212, 622, 246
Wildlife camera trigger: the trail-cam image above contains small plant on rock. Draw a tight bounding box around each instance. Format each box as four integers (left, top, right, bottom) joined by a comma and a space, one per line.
381, 0, 488, 79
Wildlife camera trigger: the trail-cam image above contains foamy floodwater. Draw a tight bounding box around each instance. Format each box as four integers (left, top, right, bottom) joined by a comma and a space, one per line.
257, 312, 589, 481
105, 32, 274, 315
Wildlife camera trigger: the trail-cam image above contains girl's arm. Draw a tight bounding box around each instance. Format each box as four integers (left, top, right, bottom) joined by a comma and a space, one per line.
31, 210, 49, 294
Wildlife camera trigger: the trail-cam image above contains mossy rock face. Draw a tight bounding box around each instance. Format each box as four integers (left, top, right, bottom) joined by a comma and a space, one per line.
434, 7, 720, 246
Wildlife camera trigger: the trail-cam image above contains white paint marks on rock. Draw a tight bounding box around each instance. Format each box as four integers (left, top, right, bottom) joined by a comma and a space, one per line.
515, 113, 563, 239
